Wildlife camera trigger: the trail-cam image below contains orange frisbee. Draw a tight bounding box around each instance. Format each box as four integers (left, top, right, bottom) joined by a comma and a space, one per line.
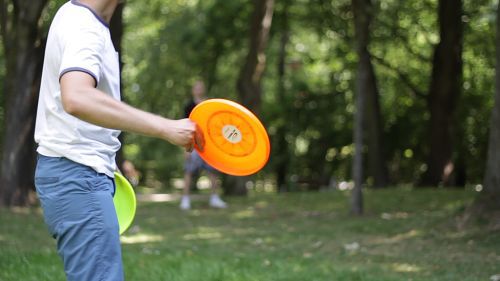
189, 99, 270, 176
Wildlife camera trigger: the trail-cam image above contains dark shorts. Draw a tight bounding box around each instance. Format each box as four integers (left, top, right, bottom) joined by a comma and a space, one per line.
35, 155, 124, 281
184, 150, 216, 174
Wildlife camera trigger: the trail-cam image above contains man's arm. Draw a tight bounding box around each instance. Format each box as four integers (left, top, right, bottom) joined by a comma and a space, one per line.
60, 71, 196, 151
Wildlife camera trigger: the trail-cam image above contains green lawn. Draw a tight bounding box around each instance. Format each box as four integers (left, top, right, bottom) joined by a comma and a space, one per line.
1, 188, 499, 280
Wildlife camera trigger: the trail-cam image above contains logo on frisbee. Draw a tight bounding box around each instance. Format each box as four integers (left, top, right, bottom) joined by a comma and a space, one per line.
222, 125, 242, 144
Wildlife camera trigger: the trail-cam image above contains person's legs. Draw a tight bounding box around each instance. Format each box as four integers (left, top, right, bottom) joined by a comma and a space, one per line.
180, 172, 192, 210
207, 171, 227, 208
208, 172, 218, 193
35, 155, 123, 281
182, 151, 226, 209
181, 151, 205, 210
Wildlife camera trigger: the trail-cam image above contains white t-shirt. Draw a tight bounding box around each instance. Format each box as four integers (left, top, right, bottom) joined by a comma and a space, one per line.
35, 0, 121, 177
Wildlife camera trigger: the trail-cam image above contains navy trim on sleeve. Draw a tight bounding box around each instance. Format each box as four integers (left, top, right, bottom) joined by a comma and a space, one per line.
60, 67, 98, 87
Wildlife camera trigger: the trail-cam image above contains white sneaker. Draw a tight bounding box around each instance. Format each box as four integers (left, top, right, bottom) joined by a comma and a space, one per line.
180, 196, 191, 210
209, 195, 227, 209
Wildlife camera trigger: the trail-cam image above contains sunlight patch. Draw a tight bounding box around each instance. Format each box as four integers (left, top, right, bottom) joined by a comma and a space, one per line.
391, 262, 421, 273
232, 208, 256, 219
183, 231, 222, 241
343, 242, 360, 253
490, 274, 500, 281
255, 200, 269, 208
11, 207, 30, 214
371, 229, 421, 245
120, 233, 164, 244
135, 193, 179, 202
381, 212, 409, 220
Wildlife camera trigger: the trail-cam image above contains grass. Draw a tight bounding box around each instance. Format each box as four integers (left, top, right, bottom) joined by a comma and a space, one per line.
1, 187, 499, 280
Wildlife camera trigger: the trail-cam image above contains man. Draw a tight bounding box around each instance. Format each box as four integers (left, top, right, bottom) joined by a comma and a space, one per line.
34, 1, 198, 280
180, 80, 227, 210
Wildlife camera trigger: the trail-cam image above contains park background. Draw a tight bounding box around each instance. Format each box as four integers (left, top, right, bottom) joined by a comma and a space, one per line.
1, 0, 500, 280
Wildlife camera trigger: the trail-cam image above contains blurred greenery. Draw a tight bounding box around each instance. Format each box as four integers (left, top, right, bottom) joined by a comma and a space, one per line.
113, 0, 496, 188
0, 0, 497, 189
1, 188, 499, 280
1, 1, 498, 279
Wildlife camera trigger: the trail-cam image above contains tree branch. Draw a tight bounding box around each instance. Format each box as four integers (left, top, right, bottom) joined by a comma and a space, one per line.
371, 54, 427, 99
376, 18, 432, 63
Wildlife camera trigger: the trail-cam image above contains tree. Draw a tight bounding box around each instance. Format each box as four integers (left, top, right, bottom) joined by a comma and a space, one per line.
421, 0, 463, 187
482, 0, 500, 210
273, 0, 290, 192
224, 0, 274, 196
237, 0, 275, 115
351, 0, 376, 214
0, 0, 48, 206
361, 2, 388, 188
60, 0, 494, 189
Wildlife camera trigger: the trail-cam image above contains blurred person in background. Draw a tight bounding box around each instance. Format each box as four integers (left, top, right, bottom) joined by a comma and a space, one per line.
180, 80, 227, 210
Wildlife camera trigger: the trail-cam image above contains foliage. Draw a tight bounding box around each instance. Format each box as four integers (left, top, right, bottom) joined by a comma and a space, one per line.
267, 0, 497, 186
0, 0, 496, 188
369, 0, 496, 184
0, 0, 65, 182
0, 38, 4, 136
121, 0, 251, 186
460, 0, 496, 181
1, 188, 499, 280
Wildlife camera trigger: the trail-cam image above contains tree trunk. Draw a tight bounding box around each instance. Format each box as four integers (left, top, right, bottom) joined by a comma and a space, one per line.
421, 0, 463, 187
236, 0, 274, 116
222, 175, 249, 196
275, 0, 290, 192
225, 0, 274, 196
481, 0, 500, 210
364, 45, 389, 188
351, 0, 374, 215
0, 0, 48, 206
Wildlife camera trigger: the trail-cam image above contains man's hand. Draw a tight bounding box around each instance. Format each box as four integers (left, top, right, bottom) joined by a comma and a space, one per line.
194, 123, 205, 152
161, 118, 197, 152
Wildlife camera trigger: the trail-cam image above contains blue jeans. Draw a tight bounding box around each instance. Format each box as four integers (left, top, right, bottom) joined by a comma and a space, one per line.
35, 155, 124, 281
184, 150, 216, 174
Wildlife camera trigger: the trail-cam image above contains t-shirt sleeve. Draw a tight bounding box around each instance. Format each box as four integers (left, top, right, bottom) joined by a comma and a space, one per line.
59, 26, 104, 87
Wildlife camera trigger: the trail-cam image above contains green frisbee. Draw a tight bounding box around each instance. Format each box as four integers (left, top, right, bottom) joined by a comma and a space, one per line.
113, 172, 136, 235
